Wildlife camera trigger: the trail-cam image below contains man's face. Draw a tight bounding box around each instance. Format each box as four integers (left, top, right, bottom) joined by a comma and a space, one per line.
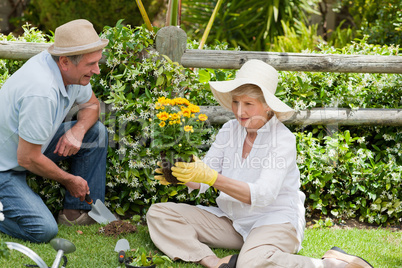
62, 50, 103, 86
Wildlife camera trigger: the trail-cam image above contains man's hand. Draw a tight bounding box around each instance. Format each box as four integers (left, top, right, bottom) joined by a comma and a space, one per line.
171, 156, 218, 186
65, 175, 90, 202
54, 127, 85, 157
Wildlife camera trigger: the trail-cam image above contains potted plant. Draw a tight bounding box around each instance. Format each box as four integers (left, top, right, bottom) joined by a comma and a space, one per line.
151, 96, 209, 184
124, 247, 171, 267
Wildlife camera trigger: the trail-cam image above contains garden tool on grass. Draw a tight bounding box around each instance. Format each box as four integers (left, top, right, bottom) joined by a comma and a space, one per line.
85, 194, 117, 224
114, 239, 130, 263
6, 238, 76, 268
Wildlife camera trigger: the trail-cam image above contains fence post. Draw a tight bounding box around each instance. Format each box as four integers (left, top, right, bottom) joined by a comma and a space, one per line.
155, 26, 187, 63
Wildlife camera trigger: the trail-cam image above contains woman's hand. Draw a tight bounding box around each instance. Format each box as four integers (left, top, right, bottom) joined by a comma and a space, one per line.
172, 156, 218, 186
154, 162, 171, 185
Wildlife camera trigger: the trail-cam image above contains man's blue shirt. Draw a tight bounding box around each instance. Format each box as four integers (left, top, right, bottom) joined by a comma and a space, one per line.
0, 51, 92, 171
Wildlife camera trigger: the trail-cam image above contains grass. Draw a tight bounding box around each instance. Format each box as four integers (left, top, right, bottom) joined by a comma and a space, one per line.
0, 224, 401, 268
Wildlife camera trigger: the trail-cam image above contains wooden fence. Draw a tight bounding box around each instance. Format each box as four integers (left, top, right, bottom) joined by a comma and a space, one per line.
1, 26, 401, 126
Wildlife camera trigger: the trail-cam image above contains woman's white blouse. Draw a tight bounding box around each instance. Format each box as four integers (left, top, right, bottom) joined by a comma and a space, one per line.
196, 116, 306, 251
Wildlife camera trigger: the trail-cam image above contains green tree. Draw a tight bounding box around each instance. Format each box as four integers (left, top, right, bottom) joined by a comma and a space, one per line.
21, 0, 165, 33
181, 0, 317, 51
334, 0, 402, 46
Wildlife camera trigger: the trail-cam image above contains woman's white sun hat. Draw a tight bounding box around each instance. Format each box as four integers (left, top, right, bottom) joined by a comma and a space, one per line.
48, 19, 109, 56
209, 59, 295, 121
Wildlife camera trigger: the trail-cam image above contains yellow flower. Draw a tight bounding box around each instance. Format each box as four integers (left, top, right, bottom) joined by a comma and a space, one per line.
182, 108, 192, 118
157, 112, 169, 121
198, 114, 208, 121
155, 102, 163, 110
188, 104, 200, 113
157, 97, 167, 104
184, 125, 193, 132
175, 97, 190, 106
159, 121, 166, 127
170, 113, 180, 120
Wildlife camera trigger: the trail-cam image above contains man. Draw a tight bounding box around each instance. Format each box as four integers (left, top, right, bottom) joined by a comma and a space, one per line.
0, 19, 109, 243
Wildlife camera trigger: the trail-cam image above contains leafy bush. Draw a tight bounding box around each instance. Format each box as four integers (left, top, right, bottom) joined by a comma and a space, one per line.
335, 0, 402, 46
181, 0, 317, 51
0, 23, 400, 225
24, 0, 164, 34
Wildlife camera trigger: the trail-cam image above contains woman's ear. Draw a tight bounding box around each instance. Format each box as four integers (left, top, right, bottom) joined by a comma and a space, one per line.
266, 106, 275, 118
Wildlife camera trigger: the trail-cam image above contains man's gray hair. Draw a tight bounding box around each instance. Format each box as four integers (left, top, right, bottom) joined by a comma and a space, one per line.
51, 54, 84, 65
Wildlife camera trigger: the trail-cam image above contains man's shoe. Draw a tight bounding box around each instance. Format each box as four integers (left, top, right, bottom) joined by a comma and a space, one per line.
58, 210, 96, 226
323, 247, 373, 268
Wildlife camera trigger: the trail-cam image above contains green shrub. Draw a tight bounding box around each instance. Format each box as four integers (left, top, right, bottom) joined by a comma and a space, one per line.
27, 0, 164, 33
0, 23, 400, 225
336, 0, 402, 46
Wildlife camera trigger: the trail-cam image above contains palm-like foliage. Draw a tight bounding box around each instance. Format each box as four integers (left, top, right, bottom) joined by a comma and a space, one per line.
181, 0, 317, 51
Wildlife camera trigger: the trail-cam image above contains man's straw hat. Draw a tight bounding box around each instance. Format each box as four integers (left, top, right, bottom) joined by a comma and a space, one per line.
48, 19, 108, 56
209, 59, 295, 121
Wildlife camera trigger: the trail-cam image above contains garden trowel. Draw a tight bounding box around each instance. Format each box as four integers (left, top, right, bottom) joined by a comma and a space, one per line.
114, 239, 130, 263
85, 194, 117, 224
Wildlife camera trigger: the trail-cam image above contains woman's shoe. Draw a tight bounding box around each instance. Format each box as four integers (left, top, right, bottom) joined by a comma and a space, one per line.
323, 247, 373, 268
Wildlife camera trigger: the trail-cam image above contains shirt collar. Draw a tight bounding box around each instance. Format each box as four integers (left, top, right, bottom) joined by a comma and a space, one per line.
44, 51, 69, 99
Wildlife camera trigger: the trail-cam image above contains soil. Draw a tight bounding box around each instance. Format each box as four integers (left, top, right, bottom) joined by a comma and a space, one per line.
98, 220, 137, 237
160, 151, 185, 184
306, 216, 401, 232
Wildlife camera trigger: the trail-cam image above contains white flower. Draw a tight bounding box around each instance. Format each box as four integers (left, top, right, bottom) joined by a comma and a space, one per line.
0, 201, 3, 211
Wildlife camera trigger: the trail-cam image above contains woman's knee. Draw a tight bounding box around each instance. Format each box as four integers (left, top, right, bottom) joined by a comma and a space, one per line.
146, 202, 172, 220
237, 246, 279, 267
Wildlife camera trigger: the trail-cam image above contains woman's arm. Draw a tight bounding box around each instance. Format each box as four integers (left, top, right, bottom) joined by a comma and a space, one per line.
213, 174, 251, 204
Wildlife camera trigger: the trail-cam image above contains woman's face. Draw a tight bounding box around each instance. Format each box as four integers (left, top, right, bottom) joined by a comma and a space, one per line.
231, 94, 271, 130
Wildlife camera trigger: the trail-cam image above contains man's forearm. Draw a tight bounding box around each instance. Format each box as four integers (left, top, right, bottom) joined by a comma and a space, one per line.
18, 148, 73, 186
75, 94, 100, 134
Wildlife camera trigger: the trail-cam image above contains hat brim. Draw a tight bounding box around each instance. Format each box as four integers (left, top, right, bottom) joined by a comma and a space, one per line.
48, 39, 109, 56
209, 78, 295, 121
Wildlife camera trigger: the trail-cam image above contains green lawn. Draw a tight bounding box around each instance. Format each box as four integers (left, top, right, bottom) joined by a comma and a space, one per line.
0, 224, 401, 267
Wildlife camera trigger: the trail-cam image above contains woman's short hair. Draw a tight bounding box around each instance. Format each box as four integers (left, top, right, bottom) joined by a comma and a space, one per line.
230, 84, 266, 105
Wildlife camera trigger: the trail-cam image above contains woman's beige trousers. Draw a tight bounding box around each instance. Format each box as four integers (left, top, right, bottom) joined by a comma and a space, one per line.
146, 202, 325, 267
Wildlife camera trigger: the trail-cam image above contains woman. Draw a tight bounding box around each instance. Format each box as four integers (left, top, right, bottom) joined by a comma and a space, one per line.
147, 60, 373, 268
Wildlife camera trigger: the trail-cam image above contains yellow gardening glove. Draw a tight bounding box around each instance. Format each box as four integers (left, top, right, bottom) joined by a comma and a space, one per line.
154, 161, 171, 185
171, 156, 218, 186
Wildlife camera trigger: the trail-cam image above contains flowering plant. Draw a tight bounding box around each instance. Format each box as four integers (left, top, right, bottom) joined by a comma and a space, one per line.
151, 97, 210, 183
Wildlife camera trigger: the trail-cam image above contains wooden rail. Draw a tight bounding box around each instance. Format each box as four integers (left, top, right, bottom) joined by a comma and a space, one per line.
181, 50, 402, 74
2, 41, 402, 73
200, 106, 402, 126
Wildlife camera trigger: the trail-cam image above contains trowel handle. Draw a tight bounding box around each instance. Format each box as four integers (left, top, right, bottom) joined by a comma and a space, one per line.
85, 194, 93, 205
118, 250, 126, 263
